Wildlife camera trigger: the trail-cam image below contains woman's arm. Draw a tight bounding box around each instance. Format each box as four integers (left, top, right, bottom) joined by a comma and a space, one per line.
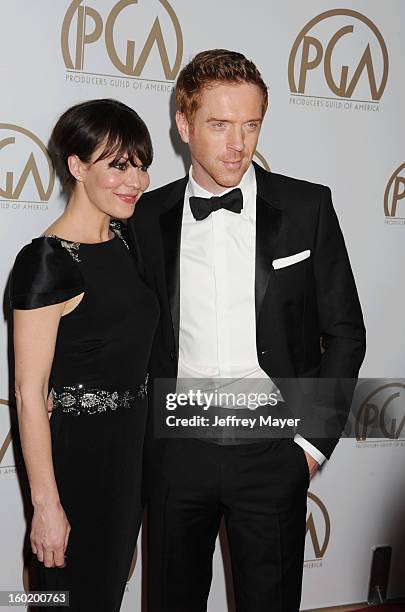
14, 303, 70, 569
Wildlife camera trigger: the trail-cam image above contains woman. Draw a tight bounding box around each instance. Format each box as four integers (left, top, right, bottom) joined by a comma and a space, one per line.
10, 99, 159, 611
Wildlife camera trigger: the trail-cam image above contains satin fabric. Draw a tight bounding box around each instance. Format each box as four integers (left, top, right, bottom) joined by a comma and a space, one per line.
10, 238, 84, 310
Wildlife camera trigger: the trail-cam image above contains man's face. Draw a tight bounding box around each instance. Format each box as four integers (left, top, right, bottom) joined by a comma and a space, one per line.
176, 82, 265, 194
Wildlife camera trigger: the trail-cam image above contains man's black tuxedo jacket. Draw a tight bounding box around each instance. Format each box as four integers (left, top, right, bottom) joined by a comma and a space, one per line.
129, 162, 366, 458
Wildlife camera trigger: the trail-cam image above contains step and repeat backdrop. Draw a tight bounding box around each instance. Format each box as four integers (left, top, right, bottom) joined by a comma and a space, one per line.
1, 1, 404, 610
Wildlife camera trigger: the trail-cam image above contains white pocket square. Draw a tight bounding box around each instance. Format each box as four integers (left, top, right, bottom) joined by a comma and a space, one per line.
272, 249, 311, 270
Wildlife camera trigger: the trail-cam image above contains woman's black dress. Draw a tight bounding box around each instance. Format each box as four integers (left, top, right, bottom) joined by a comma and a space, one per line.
10, 223, 159, 611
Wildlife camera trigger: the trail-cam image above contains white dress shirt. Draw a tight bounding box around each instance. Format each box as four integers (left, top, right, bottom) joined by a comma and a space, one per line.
178, 164, 325, 465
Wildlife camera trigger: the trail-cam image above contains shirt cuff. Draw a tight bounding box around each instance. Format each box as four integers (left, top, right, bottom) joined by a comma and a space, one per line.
294, 434, 327, 465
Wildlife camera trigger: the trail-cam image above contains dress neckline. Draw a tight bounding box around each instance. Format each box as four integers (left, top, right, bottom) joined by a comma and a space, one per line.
35, 222, 129, 260
41, 232, 118, 247
39, 221, 123, 246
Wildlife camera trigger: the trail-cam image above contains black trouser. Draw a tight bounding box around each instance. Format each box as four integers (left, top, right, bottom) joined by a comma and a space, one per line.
146, 437, 310, 612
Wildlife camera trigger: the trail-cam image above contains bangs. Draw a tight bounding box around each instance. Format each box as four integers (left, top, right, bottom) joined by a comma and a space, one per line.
93, 106, 153, 168
95, 132, 153, 168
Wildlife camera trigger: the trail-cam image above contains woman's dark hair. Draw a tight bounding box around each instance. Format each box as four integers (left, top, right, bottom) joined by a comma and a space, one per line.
48, 98, 153, 196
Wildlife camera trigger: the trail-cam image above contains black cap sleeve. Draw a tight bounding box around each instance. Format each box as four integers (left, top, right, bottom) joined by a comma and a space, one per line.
10, 238, 85, 310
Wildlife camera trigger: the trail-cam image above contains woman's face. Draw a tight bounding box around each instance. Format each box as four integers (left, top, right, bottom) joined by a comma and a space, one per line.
72, 144, 150, 219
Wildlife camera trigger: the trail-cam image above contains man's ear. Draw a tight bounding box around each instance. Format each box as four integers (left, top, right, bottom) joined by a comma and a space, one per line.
175, 111, 190, 144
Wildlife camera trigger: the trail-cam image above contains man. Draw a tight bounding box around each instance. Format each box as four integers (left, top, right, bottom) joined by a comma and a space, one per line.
130, 49, 366, 611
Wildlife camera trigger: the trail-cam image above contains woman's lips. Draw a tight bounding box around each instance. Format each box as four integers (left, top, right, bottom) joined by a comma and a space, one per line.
115, 193, 137, 204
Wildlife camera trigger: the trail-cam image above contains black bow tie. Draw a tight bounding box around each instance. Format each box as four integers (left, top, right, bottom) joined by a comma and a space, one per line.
189, 188, 243, 221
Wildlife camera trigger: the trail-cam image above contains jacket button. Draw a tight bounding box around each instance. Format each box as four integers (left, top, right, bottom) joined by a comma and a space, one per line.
260, 348, 270, 355
170, 352, 177, 360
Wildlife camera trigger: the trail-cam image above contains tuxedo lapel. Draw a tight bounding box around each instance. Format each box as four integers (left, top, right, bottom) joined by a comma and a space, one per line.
160, 185, 186, 355
254, 164, 283, 323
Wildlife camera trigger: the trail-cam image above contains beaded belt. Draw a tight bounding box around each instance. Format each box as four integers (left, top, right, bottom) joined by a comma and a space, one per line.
51, 375, 148, 416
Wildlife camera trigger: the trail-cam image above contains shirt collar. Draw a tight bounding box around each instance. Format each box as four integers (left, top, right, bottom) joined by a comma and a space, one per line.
185, 163, 256, 220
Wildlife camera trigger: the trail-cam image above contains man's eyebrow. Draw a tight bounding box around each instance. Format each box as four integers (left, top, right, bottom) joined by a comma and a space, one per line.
206, 117, 263, 123
206, 117, 230, 122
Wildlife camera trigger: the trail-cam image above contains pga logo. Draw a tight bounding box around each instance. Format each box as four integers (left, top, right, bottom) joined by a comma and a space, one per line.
289, 9, 389, 102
